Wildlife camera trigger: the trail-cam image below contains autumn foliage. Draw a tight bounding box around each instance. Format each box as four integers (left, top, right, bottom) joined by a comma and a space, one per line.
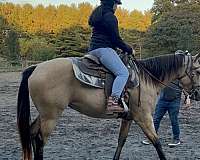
0, 2, 152, 34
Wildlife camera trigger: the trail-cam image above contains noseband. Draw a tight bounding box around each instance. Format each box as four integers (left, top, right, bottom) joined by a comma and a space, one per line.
178, 54, 200, 95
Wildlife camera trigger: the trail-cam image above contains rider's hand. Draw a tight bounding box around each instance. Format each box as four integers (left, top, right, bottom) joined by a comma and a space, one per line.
126, 48, 135, 56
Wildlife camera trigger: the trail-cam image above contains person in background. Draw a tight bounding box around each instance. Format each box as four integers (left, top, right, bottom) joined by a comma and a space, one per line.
142, 80, 191, 147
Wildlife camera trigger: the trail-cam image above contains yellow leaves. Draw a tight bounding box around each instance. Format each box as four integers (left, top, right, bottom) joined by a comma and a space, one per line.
116, 8, 152, 31
18, 38, 32, 57
77, 2, 93, 28
0, 2, 152, 34
116, 7, 130, 28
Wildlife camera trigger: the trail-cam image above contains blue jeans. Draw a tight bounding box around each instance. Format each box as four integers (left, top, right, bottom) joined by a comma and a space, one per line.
89, 48, 129, 98
153, 98, 181, 140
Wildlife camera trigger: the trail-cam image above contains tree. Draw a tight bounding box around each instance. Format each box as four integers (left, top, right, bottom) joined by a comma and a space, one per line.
0, 3, 152, 33
151, 0, 200, 23
77, 3, 93, 27
19, 37, 56, 61
5, 29, 20, 61
143, 3, 200, 57
19, 38, 32, 67
0, 16, 8, 58
30, 37, 56, 61
0, 16, 19, 61
54, 26, 91, 57
151, 0, 174, 23
120, 29, 145, 58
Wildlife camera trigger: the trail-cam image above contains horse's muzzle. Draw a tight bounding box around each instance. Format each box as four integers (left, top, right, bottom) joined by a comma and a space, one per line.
190, 87, 200, 101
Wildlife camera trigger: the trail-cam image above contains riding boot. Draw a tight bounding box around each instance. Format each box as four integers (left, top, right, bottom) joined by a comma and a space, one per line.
106, 96, 124, 114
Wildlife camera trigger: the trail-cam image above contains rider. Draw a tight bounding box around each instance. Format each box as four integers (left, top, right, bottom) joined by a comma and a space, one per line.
88, 0, 133, 114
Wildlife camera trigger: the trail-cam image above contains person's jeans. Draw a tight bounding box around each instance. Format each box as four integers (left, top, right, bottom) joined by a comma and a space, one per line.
153, 98, 181, 140
89, 48, 129, 98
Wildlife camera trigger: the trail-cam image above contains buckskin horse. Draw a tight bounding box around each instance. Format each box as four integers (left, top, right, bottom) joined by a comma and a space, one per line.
17, 52, 200, 160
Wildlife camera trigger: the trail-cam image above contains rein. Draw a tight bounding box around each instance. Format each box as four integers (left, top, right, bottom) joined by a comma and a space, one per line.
129, 54, 193, 94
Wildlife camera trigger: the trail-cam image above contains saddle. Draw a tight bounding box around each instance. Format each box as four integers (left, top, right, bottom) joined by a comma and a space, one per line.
69, 54, 139, 98
74, 54, 110, 78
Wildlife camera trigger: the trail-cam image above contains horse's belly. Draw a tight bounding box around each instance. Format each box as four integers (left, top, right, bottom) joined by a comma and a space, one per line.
68, 103, 118, 119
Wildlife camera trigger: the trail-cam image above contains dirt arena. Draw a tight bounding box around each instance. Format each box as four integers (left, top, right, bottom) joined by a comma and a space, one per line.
0, 72, 200, 160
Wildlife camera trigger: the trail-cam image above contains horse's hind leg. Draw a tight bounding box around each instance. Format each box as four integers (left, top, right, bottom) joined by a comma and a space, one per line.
31, 116, 43, 160
30, 104, 65, 160
136, 114, 166, 160
113, 119, 132, 160
31, 115, 60, 160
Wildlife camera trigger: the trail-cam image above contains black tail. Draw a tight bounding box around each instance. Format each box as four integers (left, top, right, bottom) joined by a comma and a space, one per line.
17, 65, 36, 160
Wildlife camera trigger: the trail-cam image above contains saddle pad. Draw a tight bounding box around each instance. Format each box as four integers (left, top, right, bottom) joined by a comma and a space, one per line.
69, 58, 105, 88
69, 57, 139, 89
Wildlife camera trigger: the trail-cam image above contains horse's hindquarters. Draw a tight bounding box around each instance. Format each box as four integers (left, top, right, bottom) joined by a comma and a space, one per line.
28, 58, 117, 119
29, 58, 75, 117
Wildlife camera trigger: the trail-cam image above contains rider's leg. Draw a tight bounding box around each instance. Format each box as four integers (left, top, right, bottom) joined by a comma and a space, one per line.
89, 48, 129, 113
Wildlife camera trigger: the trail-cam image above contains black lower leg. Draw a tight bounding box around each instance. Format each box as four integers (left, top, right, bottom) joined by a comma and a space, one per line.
113, 138, 127, 160
32, 129, 44, 160
31, 118, 44, 160
153, 139, 167, 160
113, 120, 132, 160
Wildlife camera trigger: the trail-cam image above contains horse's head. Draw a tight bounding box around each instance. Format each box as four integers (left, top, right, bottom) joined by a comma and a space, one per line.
179, 53, 200, 101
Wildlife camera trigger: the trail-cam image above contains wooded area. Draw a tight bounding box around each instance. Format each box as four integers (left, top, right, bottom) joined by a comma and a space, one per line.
0, 0, 200, 66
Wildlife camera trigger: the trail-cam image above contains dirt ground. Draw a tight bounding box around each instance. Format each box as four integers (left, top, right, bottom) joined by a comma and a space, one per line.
0, 72, 200, 160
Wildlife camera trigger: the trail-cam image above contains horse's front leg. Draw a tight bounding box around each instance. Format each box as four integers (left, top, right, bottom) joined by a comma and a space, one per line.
113, 119, 132, 160
137, 114, 166, 160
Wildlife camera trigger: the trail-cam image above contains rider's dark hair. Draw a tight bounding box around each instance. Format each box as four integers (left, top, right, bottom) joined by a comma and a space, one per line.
101, 0, 115, 8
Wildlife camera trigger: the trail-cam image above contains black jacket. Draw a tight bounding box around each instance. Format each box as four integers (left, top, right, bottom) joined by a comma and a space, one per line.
88, 5, 132, 54
160, 80, 182, 101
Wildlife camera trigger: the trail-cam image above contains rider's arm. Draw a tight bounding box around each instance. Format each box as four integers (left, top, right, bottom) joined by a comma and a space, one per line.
103, 12, 132, 54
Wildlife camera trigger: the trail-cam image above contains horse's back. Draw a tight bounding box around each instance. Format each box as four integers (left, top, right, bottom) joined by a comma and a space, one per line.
33, 57, 72, 74
29, 58, 73, 89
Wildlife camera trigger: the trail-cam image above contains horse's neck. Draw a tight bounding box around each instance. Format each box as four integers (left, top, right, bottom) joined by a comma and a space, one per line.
140, 65, 184, 93
138, 55, 189, 89
161, 63, 186, 86
162, 73, 180, 86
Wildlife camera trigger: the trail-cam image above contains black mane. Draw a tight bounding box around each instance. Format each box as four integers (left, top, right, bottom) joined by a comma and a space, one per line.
137, 54, 185, 84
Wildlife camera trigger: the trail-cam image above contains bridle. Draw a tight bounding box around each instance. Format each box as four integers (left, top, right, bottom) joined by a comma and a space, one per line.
177, 54, 200, 95
122, 53, 199, 109
178, 54, 193, 81
130, 54, 197, 96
